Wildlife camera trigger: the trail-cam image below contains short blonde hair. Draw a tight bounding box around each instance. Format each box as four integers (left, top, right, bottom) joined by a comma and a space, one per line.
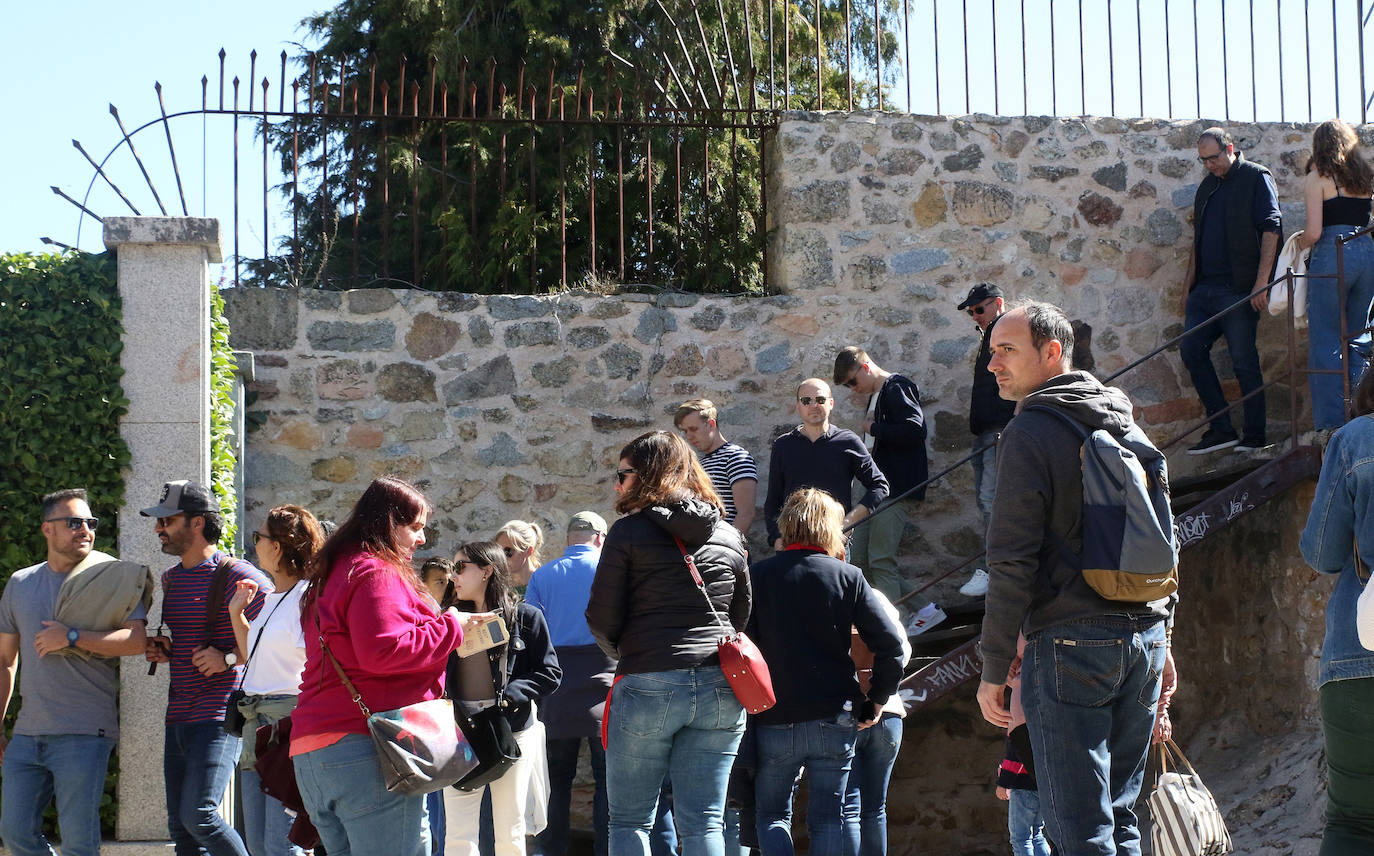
778, 488, 846, 558
674, 398, 718, 427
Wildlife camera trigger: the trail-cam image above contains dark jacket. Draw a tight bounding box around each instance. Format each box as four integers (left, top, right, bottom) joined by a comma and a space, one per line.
448, 601, 562, 732
980, 372, 1175, 684
970, 314, 1017, 435
586, 499, 750, 675
747, 549, 904, 726
870, 374, 929, 500
1192, 153, 1282, 293
764, 427, 890, 544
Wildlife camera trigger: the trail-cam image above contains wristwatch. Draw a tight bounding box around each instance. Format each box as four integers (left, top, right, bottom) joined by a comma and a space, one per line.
224, 652, 239, 667
66, 628, 80, 648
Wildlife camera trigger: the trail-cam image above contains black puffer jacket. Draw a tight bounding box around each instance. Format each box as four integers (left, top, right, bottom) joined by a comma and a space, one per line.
586, 498, 750, 675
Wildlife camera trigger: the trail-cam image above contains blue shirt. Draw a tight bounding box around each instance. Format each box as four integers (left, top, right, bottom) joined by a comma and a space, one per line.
1300, 415, 1374, 686
525, 544, 601, 648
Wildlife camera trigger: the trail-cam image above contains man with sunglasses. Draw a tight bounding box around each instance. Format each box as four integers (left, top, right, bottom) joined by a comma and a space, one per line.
1180, 126, 1282, 455
0, 489, 151, 856
141, 479, 270, 856
956, 283, 1017, 599
831, 347, 944, 635
764, 378, 889, 558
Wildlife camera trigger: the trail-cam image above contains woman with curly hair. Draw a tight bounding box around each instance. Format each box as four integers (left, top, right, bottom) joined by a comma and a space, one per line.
1299, 118, 1374, 429
587, 430, 751, 856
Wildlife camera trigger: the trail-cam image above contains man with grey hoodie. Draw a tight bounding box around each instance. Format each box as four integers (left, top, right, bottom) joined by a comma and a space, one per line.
975, 302, 1178, 856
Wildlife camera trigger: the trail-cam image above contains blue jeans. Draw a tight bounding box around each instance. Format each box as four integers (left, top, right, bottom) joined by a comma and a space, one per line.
1308, 228, 1374, 428
240, 765, 306, 856
164, 720, 249, 856
605, 667, 746, 856
1180, 278, 1266, 439
426, 789, 446, 855
294, 733, 429, 856
842, 712, 902, 856
537, 736, 608, 856
0, 733, 114, 856
1021, 617, 1168, 856
754, 713, 859, 856
1007, 789, 1052, 856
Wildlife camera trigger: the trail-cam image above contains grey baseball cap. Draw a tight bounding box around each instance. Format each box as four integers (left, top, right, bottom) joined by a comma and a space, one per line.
568, 511, 608, 534
140, 480, 219, 517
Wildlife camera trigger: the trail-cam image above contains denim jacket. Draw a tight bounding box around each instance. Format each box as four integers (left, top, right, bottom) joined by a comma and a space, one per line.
1300, 415, 1374, 686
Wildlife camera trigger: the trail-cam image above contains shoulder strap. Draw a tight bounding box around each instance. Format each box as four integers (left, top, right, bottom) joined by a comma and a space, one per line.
314, 607, 373, 717
673, 536, 734, 638
202, 556, 237, 647
1021, 404, 1090, 440
1356, 536, 1370, 585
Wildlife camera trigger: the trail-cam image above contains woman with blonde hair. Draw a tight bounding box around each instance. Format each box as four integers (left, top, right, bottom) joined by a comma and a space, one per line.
746, 489, 905, 856
496, 520, 545, 590
1298, 118, 1374, 429
587, 430, 750, 856
228, 504, 325, 856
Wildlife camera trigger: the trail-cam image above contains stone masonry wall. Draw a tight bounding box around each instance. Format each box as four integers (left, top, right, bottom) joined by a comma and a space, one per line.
229, 112, 1328, 586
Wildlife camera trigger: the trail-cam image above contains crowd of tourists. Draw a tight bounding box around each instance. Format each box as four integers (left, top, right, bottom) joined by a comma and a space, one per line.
4, 118, 1374, 856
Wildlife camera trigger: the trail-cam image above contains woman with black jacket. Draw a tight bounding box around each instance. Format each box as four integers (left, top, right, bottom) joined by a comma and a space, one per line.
747, 488, 905, 856
586, 430, 751, 856
446, 541, 562, 856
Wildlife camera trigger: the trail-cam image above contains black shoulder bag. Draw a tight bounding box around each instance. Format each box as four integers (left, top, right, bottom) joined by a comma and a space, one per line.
450, 609, 522, 791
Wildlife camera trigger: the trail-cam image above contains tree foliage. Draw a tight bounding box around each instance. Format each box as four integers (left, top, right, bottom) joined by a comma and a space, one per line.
257, 0, 907, 293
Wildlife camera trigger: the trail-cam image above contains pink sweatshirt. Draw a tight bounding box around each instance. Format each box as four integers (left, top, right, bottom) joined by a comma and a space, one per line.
293, 549, 463, 737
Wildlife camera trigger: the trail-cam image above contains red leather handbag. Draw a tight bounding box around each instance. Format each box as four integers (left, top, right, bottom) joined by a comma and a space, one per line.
673, 537, 776, 715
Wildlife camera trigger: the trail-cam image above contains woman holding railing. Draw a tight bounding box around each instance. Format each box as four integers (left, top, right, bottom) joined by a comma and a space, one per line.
1298, 118, 1374, 430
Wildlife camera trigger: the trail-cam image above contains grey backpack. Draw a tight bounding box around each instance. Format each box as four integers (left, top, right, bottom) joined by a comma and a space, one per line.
1026, 405, 1179, 603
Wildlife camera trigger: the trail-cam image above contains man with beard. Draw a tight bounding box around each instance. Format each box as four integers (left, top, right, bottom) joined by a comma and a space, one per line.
0, 488, 152, 856
142, 480, 270, 856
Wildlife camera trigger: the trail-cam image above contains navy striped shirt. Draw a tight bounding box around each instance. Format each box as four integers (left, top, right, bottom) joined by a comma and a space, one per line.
699, 442, 757, 522
160, 552, 271, 723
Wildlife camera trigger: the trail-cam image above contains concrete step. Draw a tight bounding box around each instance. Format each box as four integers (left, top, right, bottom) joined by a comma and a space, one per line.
0, 843, 173, 855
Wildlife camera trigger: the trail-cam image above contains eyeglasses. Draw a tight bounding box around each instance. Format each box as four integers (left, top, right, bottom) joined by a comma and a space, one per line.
1198, 151, 1229, 164
798, 396, 830, 406
251, 531, 274, 545
46, 516, 99, 532
615, 467, 637, 485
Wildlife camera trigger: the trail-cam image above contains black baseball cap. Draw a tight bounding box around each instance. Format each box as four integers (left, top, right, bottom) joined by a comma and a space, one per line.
957, 283, 1004, 310
140, 480, 219, 517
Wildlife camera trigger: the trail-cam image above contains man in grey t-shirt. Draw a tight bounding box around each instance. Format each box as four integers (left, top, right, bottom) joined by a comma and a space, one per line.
0, 488, 149, 856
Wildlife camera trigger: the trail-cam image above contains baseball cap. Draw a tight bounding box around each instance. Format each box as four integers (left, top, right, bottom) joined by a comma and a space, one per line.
957, 283, 1004, 310
567, 511, 608, 535
140, 480, 219, 517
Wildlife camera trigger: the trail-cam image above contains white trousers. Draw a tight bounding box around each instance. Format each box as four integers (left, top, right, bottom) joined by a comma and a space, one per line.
444, 724, 543, 856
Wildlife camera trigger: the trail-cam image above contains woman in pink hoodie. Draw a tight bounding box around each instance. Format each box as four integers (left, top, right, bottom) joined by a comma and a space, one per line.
290, 476, 481, 856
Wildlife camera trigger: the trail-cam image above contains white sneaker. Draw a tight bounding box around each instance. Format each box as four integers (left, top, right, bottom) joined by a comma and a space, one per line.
906, 603, 947, 636
959, 568, 990, 597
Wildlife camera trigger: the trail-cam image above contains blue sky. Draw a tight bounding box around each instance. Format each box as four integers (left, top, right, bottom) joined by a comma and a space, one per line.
2, 0, 1366, 261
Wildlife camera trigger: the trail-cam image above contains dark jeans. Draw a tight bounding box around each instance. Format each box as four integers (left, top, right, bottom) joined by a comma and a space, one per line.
1320, 678, 1374, 854
164, 720, 249, 856
1180, 279, 1266, 440
1021, 617, 1167, 856
537, 736, 609, 856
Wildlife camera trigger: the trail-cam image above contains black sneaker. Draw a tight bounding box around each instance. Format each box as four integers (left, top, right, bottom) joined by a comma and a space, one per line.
1187, 431, 1240, 455
1234, 436, 1267, 452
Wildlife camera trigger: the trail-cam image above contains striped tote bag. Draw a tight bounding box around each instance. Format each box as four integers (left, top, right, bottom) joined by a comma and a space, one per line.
1147, 740, 1233, 856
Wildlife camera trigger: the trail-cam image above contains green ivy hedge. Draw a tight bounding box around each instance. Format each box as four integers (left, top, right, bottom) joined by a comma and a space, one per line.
0, 251, 128, 578
210, 287, 238, 547
0, 250, 127, 836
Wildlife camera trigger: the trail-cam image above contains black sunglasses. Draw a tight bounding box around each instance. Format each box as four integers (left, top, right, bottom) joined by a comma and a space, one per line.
251, 531, 274, 545
501, 546, 518, 558
46, 516, 99, 532
798, 396, 830, 406
615, 467, 637, 485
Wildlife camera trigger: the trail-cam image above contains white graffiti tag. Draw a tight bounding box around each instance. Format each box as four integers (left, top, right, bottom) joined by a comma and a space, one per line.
1176, 511, 1210, 546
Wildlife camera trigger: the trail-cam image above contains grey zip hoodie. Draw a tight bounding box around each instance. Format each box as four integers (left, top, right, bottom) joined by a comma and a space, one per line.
980, 371, 1175, 684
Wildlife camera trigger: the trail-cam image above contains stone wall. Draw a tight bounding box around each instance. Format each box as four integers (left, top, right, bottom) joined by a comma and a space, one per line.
229, 112, 1326, 579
